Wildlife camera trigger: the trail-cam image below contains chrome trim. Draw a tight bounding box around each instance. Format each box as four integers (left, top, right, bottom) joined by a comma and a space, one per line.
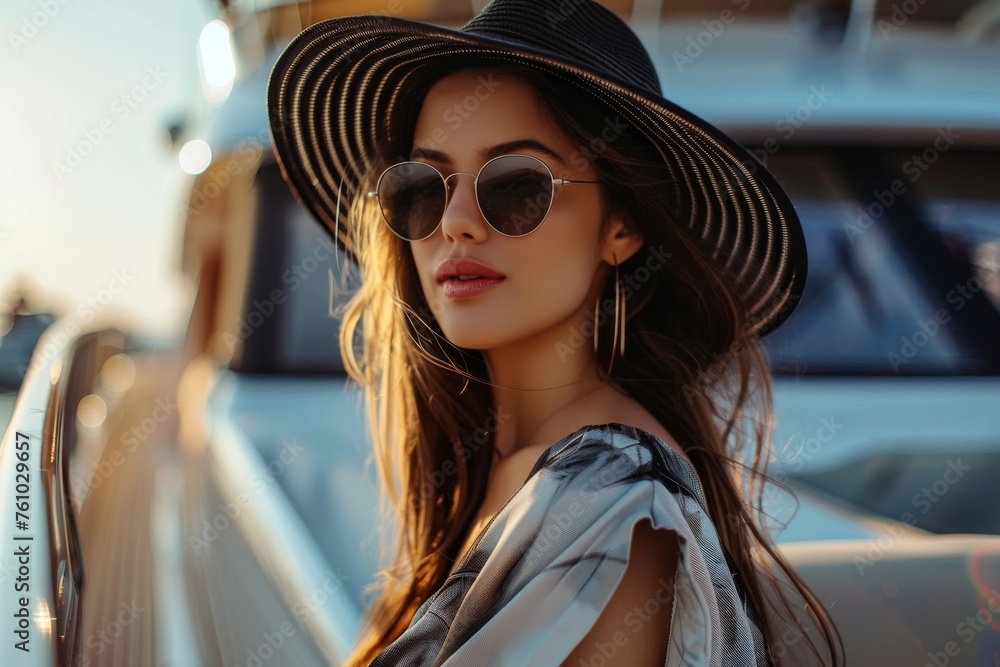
0, 319, 117, 666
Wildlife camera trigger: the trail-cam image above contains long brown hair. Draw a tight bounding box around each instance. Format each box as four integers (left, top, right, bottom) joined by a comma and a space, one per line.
338, 61, 844, 666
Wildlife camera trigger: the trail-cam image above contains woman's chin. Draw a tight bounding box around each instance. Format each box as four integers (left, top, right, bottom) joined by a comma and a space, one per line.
436, 318, 510, 351
440, 331, 501, 351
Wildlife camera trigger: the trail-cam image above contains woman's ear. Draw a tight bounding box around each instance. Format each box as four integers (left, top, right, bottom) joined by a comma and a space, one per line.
601, 209, 645, 265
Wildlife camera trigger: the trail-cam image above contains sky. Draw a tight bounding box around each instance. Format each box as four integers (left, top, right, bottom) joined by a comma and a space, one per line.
1, 0, 217, 335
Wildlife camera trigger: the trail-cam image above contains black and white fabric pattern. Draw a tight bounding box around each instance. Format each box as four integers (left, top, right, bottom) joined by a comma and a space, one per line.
369, 422, 775, 666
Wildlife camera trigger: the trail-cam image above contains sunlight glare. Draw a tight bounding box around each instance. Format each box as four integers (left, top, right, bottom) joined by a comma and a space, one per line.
197, 19, 235, 103
77, 394, 108, 429
179, 139, 212, 175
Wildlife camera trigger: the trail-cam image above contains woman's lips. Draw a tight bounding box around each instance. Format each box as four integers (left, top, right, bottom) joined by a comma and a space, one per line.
440, 276, 505, 299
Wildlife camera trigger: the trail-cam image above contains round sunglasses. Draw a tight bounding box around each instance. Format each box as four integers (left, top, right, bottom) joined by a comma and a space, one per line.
366, 153, 601, 241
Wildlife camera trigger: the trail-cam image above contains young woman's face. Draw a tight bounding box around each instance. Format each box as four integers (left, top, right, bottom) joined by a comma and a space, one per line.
406, 68, 613, 353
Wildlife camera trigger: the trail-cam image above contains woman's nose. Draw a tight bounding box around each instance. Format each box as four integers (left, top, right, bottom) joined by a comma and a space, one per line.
438, 173, 489, 242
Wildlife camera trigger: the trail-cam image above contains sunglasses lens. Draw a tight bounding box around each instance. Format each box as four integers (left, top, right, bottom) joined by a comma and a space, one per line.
478, 155, 553, 236
377, 162, 446, 240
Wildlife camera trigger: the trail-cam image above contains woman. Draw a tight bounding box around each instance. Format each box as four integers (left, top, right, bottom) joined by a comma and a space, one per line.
266, 0, 843, 665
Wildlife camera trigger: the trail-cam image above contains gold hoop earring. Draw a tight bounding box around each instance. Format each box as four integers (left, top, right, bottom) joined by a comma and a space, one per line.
618, 263, 626, 357
609, 261, 620, 362
593, 259, 626, 374
593, 293, 600, 354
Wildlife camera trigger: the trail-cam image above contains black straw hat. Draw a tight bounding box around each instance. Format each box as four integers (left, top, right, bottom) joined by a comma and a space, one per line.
265, 0, 807, 337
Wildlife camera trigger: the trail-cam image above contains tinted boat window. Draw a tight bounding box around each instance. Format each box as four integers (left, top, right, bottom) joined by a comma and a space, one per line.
233, 163, 358, 375
276, 195, 359, 374
759, 148, 1000, 375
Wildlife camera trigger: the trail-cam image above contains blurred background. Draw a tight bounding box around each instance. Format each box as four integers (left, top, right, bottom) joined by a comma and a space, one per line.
2, 1, 999, 666
1, 0, 212, 336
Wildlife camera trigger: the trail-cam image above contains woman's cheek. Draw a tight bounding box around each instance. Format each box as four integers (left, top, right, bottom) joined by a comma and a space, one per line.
410, 246, 435, 293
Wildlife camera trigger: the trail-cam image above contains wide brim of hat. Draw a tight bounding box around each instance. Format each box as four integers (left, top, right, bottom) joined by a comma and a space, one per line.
265, 14, 807, 338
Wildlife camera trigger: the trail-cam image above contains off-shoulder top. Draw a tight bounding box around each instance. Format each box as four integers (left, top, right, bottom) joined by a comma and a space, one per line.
369, 422, 775, 666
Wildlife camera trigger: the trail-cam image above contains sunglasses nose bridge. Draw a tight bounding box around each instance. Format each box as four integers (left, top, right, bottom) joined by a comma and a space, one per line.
440, 170, 481, 214
441, 170, 478, 195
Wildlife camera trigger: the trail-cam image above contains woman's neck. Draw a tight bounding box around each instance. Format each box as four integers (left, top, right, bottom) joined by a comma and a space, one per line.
486, 332, 617, 459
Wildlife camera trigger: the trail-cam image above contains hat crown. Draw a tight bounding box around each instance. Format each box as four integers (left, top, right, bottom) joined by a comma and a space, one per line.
461, 0, 663, 96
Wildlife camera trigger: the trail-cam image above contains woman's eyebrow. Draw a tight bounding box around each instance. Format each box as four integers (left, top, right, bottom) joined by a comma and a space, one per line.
409, 139, 565, 165
482, 139, 566, 164
408, 146, 446, 162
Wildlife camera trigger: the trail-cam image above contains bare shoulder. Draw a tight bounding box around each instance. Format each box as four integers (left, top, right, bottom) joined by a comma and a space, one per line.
582, 388, 696, 469
560, 517, 680, 667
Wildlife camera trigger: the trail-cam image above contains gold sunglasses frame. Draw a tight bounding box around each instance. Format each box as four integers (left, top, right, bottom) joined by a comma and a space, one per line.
366, 153, 601, 241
